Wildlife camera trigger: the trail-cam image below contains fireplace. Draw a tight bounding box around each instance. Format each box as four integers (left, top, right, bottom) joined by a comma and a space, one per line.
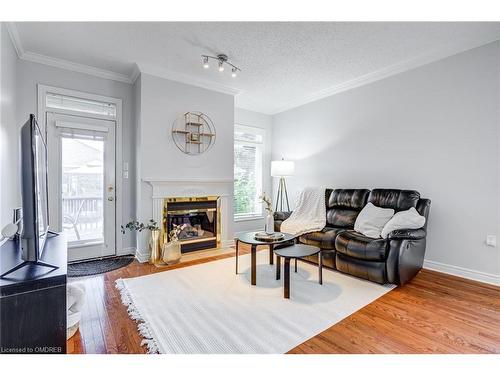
162, 196, 221, 253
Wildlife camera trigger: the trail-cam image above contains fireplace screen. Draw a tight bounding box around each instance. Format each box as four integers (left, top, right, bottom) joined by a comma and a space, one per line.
163, 197, 220, 253
168, 211, 215, 240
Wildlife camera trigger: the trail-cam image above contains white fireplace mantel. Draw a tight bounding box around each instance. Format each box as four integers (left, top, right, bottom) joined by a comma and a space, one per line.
142, 177, 234, 199
141, 177, 235, 252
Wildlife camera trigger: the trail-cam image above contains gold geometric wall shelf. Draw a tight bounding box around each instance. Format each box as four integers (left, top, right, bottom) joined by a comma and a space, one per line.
171, 111, 216, 155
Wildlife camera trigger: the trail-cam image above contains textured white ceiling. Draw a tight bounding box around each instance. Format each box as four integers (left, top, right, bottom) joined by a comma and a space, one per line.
13, 22, 500, 114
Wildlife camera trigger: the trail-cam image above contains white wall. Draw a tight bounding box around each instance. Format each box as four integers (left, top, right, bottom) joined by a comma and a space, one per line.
272, 42, 500, 279
234, 108, 273, 235
136, 73, 235, 252
0, 23, 19, 229
14, 59, 137, 251
139, 74, 234, 180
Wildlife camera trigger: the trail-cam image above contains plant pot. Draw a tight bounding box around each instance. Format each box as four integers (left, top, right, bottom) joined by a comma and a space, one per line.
162, 241, 182, 265
149, 229, 161, 264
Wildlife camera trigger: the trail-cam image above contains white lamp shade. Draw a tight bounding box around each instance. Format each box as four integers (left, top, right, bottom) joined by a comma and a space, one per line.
271, 160, 295, 177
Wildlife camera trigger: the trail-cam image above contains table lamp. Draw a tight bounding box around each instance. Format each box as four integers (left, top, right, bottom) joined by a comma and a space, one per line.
271, 158, 295, 212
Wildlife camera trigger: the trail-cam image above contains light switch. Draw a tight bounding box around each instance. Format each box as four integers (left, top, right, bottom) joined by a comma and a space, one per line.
486, 235, 496, 247
123, 171, 129, 179
123, 162, 129, 171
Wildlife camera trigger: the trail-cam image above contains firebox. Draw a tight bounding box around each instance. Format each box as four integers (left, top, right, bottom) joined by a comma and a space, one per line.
162, 196, 221, 253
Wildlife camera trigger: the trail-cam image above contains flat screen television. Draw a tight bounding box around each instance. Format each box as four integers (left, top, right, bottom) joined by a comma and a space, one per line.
20, 114, 50, 262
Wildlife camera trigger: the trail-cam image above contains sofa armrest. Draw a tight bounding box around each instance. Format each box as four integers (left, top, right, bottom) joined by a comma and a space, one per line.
274, 211, 292, 221
388, 228, 426, 240
274, 211, 292, 232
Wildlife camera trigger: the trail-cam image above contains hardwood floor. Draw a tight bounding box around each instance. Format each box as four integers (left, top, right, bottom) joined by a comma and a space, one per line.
67, 245, 500, 354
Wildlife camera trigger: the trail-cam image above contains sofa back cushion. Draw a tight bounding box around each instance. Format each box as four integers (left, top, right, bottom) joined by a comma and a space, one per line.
368, 189, 420, 212
326, 189, 370, 228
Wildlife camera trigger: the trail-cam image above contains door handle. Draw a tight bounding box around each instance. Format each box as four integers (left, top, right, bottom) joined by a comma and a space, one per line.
108, 197, 114, 202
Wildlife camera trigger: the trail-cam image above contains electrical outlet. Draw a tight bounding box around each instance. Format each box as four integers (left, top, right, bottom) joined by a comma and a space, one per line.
123, 171, 129, 179
486, 235, 496, 247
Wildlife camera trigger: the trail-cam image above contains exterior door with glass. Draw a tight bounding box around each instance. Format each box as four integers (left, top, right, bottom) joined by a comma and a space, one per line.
47, 112, 116, 261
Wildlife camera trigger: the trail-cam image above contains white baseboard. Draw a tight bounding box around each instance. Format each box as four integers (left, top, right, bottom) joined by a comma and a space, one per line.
423, 259, 500, 286
117, 247, 136, 256
222, 239, 234, 248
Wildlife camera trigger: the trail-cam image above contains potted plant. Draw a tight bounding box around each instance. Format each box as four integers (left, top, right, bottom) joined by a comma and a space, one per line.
162, 224, 186, 265
121, 219, 161, 264
259, 193, 274, 234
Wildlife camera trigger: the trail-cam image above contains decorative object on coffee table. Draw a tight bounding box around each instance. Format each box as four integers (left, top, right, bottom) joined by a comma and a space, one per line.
259, 192, 275, 234
234, 231, 295, 286
274, 244, 322, 299
172, 111, 216, 155
271, 158, 295, 211
254, 232, 284, 242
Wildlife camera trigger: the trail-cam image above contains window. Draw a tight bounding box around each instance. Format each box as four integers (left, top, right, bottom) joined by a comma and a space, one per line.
234, 125, 264, 219
46, 93, 117, 118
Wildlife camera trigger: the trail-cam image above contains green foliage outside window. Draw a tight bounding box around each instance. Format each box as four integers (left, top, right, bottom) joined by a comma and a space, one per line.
234, 144, 257, 215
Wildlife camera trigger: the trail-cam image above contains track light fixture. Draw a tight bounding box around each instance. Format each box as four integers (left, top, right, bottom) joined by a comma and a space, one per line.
201, 54, 241, 77
202, 56, 210, 69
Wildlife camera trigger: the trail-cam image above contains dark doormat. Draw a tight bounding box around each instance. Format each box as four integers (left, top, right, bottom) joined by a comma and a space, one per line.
68, 255, 135, 277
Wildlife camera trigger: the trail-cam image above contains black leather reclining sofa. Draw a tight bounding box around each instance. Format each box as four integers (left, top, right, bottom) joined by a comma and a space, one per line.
274, 189, 431, 285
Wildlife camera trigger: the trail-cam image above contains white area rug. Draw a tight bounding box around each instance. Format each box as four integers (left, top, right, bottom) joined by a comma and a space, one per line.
116, 250, 395, 354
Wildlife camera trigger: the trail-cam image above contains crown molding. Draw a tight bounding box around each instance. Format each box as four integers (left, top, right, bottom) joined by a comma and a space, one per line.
6, 22, 500, 112
5, 22, 236, 94
5, 22, 24, 56
271, 37, 500, 115
130, 63, 141, 84
137, 63, 242, 96
234, 103, 274, 116
20, 51, 133, 83
5, 22, 133, 84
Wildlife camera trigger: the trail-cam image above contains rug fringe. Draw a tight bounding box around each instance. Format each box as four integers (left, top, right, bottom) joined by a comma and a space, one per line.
115, 279, 160, 354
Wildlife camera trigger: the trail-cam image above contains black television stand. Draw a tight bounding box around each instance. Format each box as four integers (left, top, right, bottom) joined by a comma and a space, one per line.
1, 233, 67, 353
0, 259, 58, 278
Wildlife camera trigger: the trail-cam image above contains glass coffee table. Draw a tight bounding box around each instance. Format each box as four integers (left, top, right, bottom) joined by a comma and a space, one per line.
274, 244, 322, 299
234, 231, 295, 286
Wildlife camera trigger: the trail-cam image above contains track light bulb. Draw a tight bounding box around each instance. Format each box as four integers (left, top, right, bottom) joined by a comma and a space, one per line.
218, 61, 224, 72
202, 56, 209, 69
231, 68, 237, 78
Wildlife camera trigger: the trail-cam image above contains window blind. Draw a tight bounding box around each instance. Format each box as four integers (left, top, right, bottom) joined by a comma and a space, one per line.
46, 93, 116, 117
234, 125, 264, 217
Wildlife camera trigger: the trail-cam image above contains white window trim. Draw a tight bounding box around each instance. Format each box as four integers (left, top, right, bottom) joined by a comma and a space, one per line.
234, 123, 265, 221
234, 214, 265, 222
37, 84, 123, 256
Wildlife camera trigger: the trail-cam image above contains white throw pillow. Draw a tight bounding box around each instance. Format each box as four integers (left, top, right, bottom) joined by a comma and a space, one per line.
381, 207, 426, 239
354, 202, 395, 238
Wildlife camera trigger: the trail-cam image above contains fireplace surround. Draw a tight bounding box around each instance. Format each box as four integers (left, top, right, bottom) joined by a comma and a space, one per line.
139, 178, 233, 263
162, 196, 221, 253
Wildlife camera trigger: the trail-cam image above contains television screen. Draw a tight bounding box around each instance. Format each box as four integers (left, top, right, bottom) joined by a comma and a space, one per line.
34, 119, 49, 256
20, 114, 49, 262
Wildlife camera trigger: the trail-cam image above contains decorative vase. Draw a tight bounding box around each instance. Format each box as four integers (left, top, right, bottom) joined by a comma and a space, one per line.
265, 213, 274, 234
149, 229, 161, 264
162, 241, 182, 265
